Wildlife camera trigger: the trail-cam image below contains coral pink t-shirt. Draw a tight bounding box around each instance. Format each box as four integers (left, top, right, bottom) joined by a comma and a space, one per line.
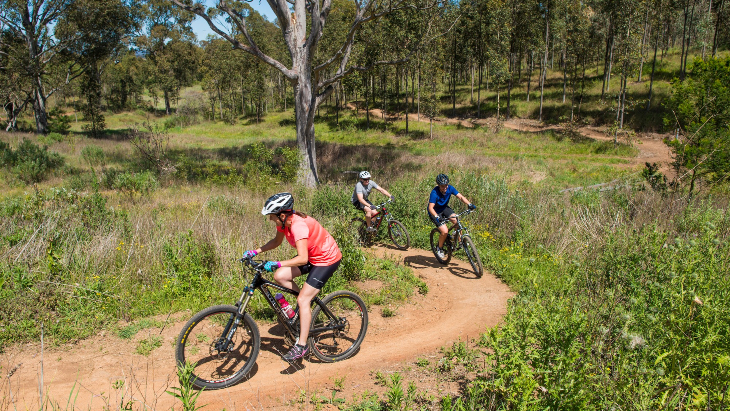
277, 214, 342, 266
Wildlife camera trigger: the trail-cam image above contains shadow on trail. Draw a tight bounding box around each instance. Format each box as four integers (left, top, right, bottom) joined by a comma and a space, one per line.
403, 254, 479, 280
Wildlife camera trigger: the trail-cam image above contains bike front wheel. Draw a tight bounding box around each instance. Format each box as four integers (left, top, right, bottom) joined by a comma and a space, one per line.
461, 235, 483, 277
388, 219, 410, 250
430, 228, 453, 264
175, 305, 260, 389
308, 290, 368, 362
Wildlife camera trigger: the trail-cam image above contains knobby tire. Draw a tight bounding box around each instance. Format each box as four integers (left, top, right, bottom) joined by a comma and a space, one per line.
388, 220, 411, 250
175, 305, 260, 389
308, 290, 368, 362
461, 235, 483, 277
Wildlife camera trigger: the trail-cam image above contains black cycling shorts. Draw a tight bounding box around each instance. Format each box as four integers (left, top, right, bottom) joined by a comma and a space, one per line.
298, 259, 341, 290
352, 200, 374, 211
428, 206, 455, 227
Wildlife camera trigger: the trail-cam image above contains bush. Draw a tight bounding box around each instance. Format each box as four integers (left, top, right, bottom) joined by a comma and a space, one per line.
113, 170, 158, 202
39, 132, 65, 145
48, 107, 72, 134
1, 139, 65, 183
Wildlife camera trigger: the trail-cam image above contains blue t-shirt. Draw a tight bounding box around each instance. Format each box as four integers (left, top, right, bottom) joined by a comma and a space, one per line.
429, 185, 459, 213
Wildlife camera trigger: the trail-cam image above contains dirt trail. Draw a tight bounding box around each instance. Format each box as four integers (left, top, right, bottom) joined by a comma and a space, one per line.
2, 246, 512, 410
348, 103, 673, 173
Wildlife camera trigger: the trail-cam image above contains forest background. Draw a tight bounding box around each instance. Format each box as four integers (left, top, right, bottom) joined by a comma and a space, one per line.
1, 0, 729, 409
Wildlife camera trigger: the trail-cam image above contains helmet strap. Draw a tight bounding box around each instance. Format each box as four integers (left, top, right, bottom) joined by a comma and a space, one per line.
278, 210, 293, 226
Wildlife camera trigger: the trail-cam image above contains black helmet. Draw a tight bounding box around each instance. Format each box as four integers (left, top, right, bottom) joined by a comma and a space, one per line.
261, 192, 294, 215
436, 174, 449, 185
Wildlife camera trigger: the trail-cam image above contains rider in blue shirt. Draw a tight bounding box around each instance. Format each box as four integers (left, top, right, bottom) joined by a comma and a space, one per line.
427, 174, 476, 259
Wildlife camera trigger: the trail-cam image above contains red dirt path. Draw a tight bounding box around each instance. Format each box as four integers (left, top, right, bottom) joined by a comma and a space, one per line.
2, 246, 512, 410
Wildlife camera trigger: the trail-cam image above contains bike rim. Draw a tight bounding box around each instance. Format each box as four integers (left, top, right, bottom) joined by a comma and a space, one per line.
311, 295, 365, 358
180, 311, 256, 385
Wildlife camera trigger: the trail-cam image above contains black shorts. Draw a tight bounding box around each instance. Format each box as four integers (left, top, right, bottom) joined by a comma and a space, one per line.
428, 206, 455, 227
352, 200, 374, 211
298, 259, 341, 290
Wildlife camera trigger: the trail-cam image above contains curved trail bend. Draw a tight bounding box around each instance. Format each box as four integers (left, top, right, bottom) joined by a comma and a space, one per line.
349, 103, 673, 173
2, 246, 512, 410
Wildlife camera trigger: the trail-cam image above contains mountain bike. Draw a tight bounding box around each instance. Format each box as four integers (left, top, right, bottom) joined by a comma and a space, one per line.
174, 256, 368, 390
430, 209, 483, 277
350, 198, 410, 250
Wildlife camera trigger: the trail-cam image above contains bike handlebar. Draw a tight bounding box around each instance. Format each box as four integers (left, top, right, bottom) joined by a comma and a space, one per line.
452, 208, 476, 220
371, 198, 393, 210
239, 255, 265, 271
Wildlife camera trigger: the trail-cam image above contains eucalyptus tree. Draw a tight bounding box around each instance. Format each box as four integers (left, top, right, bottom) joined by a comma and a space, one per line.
137, 0, 197, 115
172, 0, 425, 186
59, 0, 139, 137
0, 0, 85, 133
103, 49, 147, 111
0, 29, 33, 131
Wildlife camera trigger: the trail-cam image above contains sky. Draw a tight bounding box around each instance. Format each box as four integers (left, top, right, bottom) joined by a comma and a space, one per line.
190, 0, 277, 41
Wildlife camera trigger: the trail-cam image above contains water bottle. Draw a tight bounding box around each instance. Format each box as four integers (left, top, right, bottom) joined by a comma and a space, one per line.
275, 293, 295, 319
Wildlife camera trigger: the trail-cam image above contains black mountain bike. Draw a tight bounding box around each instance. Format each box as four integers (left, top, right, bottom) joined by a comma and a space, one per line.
430, 209, 483, 277
350, 199, 410, 249
174, 256, 368, 389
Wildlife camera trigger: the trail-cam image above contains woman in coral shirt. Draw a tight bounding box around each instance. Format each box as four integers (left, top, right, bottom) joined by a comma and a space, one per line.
243, 192, 342, 362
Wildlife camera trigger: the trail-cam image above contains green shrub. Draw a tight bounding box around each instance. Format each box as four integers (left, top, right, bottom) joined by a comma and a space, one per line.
469, 202, 730, 410
4, 139, 65, 183
160, 231, 219, 300
274, 146, 299, 182
311, 185, 351, 218
39, 132, 65, 145
0, 140, 16, 167
48, 107, 72, 134
113, 171, 158, 202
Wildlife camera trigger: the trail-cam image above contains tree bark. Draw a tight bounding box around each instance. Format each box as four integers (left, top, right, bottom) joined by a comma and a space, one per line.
646, 31, 659, 111
712, 0, 725, 56
539, 0, 550, 122
526, 51, 533, 102
638, 4, 650, 81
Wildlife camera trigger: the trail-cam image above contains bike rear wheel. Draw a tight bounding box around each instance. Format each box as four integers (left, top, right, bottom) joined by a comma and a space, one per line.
308, 290, 368, 362
175, 305, 260, 389
430, 228, 453, 264
388, 219, 410, 250
461, 235, 483, 277
349, 218, 372, 246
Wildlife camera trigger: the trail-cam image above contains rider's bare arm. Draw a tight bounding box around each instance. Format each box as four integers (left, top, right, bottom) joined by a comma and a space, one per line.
357, 192, 370, 207
455, 193, 471, 206
257, 230, 285, 254
377, 187, 392, 198
427, 202, 438, 218
279, 238, 309, 267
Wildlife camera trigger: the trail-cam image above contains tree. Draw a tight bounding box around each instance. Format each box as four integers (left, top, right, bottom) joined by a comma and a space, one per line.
0, 0, 84, 133
664, 56, 730, 197
59, 0, 139, 137
137, 0, 198, 115
172, 0, 422, 186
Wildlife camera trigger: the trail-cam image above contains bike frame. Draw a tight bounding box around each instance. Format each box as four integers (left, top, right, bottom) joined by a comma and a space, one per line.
445, 209, 474, 245
217, 257, 344, 351
368, 200, 395, 231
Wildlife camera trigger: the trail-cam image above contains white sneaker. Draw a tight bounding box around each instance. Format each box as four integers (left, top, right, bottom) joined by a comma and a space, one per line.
366, 226, 377, 233
435, 248, 445, 259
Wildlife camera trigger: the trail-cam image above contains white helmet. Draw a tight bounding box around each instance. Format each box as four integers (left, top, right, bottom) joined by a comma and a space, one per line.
359, 171, 371, 179
261, 192, 294, 215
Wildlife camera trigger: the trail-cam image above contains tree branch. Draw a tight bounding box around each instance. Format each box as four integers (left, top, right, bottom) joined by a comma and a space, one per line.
318, 57, 409, 90
169, 0, 297, 80
313, 0, 411, 74
317, 6, 457, 91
